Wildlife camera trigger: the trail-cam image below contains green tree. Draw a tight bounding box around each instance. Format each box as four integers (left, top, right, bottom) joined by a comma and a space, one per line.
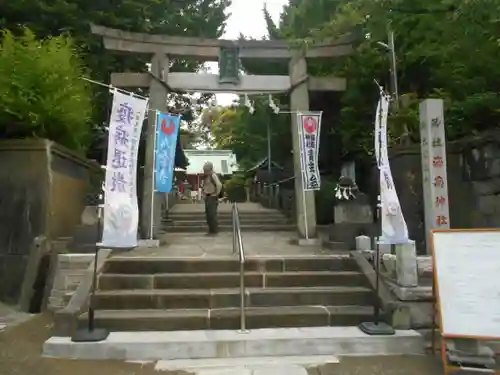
206, 97, 292, 170
230, 0, 500, 165
0, 0, 232, 151
0, 29, 92, 151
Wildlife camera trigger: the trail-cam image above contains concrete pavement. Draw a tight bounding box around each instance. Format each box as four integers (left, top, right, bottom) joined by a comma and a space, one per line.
0, 314, 451, 375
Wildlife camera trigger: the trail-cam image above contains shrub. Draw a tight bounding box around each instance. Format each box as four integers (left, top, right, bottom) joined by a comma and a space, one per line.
224, 173, 247, 202
0, 29, 93, 152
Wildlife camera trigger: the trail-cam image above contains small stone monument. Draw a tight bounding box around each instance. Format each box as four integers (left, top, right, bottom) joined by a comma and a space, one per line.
330, 162, 376, 248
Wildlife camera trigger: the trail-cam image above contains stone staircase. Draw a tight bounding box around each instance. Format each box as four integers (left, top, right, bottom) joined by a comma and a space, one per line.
79, 255, 377, 331
162, 207, 295, 233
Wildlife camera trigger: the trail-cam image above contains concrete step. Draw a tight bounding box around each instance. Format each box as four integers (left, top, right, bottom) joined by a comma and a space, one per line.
168, 211, 286, 218
152, 354, 340, 372
323, 241, 350, 251
166, 213, 287, 221
103, 256, 359, 274
43, 326, 425, 360
162, 224, 296, 233
78, 305, 375, 331
93, 287, 374, 310
98, 271, 369, 290
164, 218, 291, 226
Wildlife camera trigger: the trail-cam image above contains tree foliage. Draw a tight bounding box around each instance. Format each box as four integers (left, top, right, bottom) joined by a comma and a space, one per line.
210, 0, 500, 168
206, 97, 292, 170
0, 29, 92, 151
0, 0, 231, 151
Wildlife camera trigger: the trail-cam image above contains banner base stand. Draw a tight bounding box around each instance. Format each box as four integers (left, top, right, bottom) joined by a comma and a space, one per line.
292, 238, 322, 247
72, 327, 109, 342
137, 239, 160, 248
358, 321, 395, 336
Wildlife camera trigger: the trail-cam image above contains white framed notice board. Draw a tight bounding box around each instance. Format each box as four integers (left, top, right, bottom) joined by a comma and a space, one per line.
431, 229, 500, 340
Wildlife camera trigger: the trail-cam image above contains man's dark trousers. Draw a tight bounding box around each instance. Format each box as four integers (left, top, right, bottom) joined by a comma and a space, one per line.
205, 195, 219, 233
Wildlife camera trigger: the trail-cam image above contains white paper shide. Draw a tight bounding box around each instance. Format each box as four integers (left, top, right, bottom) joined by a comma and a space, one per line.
375, 92, 409, 244
101, 91, 148, 248
298, 112, 322, 191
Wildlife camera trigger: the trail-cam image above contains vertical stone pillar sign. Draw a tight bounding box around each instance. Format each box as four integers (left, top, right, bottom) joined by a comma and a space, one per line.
419, 99, 450, 254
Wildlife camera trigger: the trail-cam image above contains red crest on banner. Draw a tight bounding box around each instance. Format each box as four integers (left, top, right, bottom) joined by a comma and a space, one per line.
161, 118, 176, 135
303, 116, 317, 134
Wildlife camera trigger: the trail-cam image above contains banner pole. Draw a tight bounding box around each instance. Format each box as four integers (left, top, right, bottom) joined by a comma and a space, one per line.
302, 176, 309, 239
297, 113, 309, 239
358, 87, 395, 336
150, 112, 158, 240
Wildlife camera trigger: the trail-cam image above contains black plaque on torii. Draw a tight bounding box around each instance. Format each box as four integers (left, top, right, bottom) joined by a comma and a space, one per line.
218, 45, 240, 84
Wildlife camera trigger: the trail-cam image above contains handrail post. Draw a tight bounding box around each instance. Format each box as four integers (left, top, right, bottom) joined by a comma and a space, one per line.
239, 258, 246, 331
232, 204, 236, 255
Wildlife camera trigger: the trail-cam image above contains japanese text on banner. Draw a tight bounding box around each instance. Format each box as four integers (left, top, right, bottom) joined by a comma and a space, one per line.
101, 90, 147, 248
155, 113, 181, 193
375, 92, 409, 244
298, 112, 322, 191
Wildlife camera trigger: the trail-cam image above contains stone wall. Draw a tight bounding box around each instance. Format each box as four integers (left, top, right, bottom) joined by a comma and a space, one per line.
0, 139, 100, 307
370, 131, 500, 253
48, 254, 94, 311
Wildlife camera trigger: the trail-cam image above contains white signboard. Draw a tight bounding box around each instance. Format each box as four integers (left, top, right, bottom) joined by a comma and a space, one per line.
420, 99, 450, 253
375, 92, 409, 244
432, 230, 500, 339
297, 111, 322, 191
101, 90, 148, 248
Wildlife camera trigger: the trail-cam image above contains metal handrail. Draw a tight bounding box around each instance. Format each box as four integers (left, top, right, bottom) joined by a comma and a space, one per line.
232, 202, 247, 332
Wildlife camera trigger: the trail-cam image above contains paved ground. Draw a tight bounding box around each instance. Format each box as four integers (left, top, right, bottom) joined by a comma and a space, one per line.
123, 201, 333, 258
0, 313, 188, 375
0, 302, 33, 331
1, 313, 449, 375
123, 231, 336, 258
169, 202, 276, 214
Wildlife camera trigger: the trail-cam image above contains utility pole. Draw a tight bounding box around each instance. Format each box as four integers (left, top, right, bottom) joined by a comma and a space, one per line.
387, 27, 399, 111
375, 25, 399, 111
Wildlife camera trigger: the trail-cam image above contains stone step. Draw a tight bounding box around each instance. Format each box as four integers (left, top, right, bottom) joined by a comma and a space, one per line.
161, 224, 296, 233
93, 286, 373, 310
103, 256, 359, 274
78, 305, 376, 331
166, 214, 287, 221
168, 211, 285, 218
164, 218, 291, 226
323, 241, 350, 251
152, 354, 340, 372
98, 271, 369, 290
43, 326, 425, 360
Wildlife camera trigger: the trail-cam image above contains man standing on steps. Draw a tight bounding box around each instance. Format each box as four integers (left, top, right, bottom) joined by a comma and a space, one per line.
202, 161, 222, 236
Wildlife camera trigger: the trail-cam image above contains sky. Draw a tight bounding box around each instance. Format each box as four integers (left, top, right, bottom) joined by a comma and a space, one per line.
210, 0, 288, 106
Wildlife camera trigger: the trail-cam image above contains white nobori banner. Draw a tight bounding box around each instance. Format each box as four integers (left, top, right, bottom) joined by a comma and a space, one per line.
297, 111, 322, 191
101, 90, 148, 248
375, 92, 409, 244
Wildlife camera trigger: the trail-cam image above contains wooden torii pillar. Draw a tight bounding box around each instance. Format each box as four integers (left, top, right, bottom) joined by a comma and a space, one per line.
91, 24, 354, 240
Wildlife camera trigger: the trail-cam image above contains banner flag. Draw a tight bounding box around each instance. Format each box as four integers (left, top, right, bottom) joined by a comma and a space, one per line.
375, 91, 410, 244
155, 112, 181, 193
101, 90, 148, 248
297, 112, 322, 191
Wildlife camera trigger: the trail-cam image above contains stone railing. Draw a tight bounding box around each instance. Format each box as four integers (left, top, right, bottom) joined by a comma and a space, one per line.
47, 254, 95, 311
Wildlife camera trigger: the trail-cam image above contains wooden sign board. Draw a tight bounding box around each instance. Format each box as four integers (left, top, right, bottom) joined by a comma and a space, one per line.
431, 229, 500, 374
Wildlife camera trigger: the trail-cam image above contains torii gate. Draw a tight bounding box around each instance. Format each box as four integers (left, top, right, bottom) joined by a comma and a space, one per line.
91, 24, 354, 240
